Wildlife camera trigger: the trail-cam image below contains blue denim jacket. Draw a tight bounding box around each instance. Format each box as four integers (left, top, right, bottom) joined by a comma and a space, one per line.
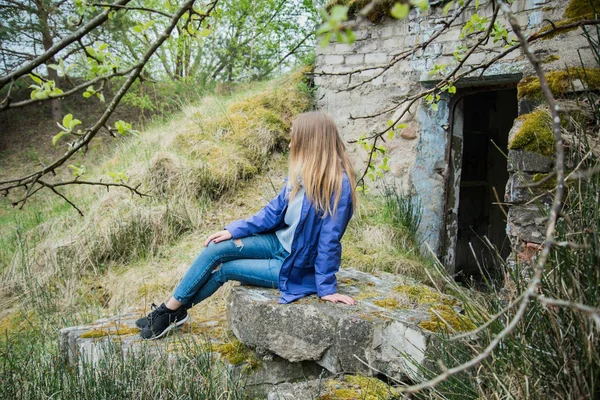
225, 174, 354, 303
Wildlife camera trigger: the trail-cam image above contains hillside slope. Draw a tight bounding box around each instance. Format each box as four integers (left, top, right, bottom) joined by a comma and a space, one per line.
0, 68, 426, 359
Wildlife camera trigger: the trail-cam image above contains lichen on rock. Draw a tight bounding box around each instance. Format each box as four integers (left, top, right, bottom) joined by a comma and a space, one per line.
517, 68, 600, 101
79, 324, 139, 339
213, 337, 261, 370
536, 0, 600, 39
319, 375, 397, 400
419, 304, 476, 333
393, 284, 457, 306
532, 173, 558, 190
508, 110, 555, 156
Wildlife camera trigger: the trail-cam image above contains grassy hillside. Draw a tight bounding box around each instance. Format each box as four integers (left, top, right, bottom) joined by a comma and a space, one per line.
0, 68, 427, 398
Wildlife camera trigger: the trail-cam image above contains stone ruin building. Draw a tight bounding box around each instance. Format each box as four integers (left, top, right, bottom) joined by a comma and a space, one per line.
315, 0, 596, 278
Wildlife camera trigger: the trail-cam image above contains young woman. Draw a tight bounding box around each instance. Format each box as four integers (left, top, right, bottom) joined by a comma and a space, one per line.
138, 111, 357, 340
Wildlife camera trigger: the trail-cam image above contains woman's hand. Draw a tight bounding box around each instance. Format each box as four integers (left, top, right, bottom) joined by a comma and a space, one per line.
320, 293, 356, 305
204, 230, 232, 246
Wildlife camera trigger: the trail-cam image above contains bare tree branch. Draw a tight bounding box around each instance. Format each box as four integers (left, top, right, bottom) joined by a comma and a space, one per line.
0, 0, 220, 213
0, 0, 132, 91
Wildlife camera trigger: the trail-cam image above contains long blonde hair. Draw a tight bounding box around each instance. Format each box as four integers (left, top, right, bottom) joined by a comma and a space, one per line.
288, 112, 357, 216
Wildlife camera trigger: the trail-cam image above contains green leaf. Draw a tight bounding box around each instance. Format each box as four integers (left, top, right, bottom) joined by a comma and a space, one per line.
199, 29, 212, 38
132, 25, 143, 33
391, 3, 410, 19
63, 114, 73, 128
431, 103, 439, 112
67, 164, 85, 177
448, 85, 457, 94
97, 92, 105, 102
70, 119, 82, 128
86, 46, 97, 58
345, 29, 356, 44
388, 131, 395, 140
329, 5, 348, 22
443, 1, 454, 15
410, 0, 429, 11
29, 74, 43, 84
52, 131, 66, 146
83, 91, 92, 98
320, 32, 332, 48
50, 88, 63, 96
398, 123, 408, 129
47, 64, 59, 71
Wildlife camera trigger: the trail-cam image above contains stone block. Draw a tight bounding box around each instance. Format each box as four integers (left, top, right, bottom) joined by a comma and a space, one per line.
59, 309, 330, 398
354, 29, 370, 41
266, 379, 325, 400
528, 10, 543, 28
381, 37, 402, 51
380, 25, 396, 38
423, 42, 443, 57
365, 52, 388, 65
233, 354, 328, 397
334, 43, 354, 54
355, 39, 379, 53
507, 149, 554, 173
228, 268, 458, 382
324, 55, 344, 65
345, 54, 365, 65
507, 204, 547, 244
505, 172, 553, 204
436, 28, 461, 42
59, 311, 147, 367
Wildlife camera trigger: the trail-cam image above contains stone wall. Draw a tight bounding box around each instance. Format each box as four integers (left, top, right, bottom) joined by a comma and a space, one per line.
314, 0, 594, 256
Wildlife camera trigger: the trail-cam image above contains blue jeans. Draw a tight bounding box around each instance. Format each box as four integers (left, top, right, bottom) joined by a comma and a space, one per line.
173, 233, 289, 308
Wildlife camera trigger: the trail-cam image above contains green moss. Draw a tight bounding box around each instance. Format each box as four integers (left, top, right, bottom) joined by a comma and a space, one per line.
338, 277, 358, 285
508, 110, 555, 156
564, 0, 600, 20
419, 304, 477, 333
80, 325, 139, 339
543, 54, 561, 64
319, 375, 396, 400
517, 68, 600, 101
532, 173, 558, 190
213, 339, 260, 369
373, 298, 400, 309
536, 0, 600, 39
326, 0, 397, 22
355, 291, 379, 301
393, 284, 457, 306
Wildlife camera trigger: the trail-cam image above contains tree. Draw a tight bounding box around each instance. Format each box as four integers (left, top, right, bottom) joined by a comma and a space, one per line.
0, 0, 320, 214
0, 0, 219, 214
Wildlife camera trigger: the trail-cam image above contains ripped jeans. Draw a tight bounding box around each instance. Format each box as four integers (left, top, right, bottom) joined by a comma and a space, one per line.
173, 233, 289, 308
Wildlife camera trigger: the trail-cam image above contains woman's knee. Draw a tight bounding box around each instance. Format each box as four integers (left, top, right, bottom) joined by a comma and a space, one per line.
202, 239, 234, 259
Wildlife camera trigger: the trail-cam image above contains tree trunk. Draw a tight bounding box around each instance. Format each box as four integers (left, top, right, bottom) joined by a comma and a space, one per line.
34, 0, 62, 121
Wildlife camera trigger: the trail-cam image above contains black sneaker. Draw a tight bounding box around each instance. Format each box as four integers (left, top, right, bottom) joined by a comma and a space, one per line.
135, 303, 159, 329
139, 303, 188, 340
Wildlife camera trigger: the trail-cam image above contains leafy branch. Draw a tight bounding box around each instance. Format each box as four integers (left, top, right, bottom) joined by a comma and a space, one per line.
0, 0, 220, 214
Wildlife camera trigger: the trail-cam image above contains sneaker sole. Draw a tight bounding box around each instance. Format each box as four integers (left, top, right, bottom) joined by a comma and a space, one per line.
146, 314, 189, 341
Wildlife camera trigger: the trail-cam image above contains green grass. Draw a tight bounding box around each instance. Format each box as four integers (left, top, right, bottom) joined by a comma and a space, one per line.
0, 332, 245, 400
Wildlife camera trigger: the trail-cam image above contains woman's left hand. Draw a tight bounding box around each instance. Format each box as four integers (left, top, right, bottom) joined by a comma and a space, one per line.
321, 293, 356, 305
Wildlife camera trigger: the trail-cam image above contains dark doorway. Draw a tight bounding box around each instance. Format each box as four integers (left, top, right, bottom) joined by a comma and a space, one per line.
444, 88, 517, 279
